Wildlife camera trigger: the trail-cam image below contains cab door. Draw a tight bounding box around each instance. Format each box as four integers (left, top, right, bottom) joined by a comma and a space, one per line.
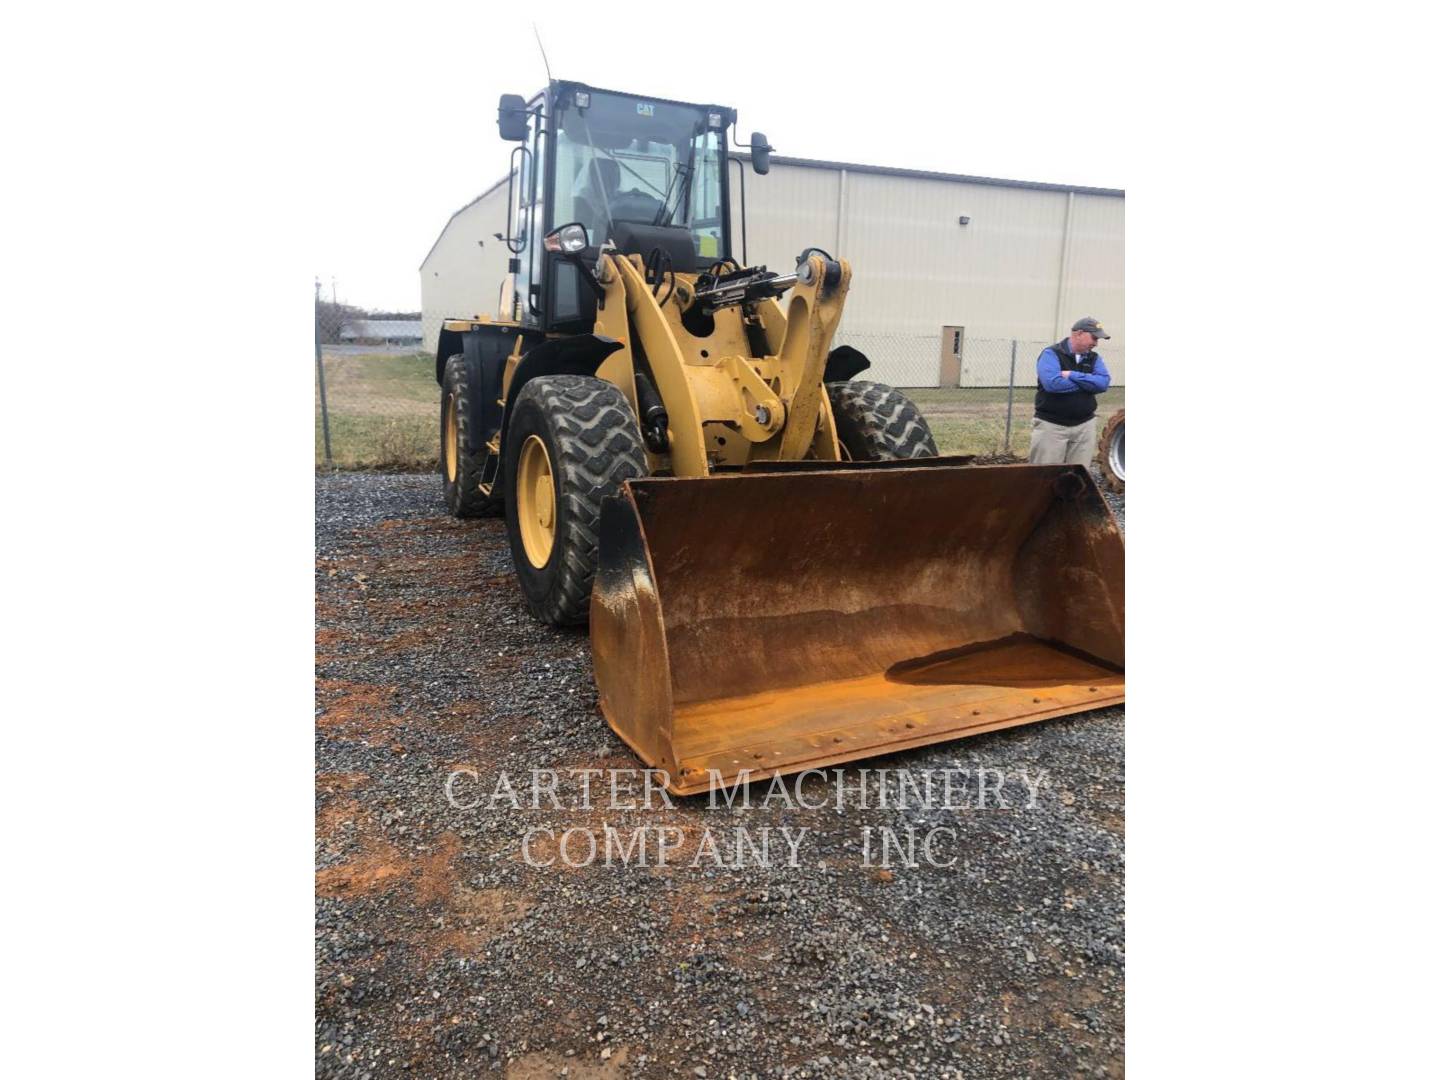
510, 89, 550, 328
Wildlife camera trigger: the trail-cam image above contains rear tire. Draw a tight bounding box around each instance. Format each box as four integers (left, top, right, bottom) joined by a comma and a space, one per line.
503, 375, 648, 626
1097, 409, 1125, 494
825, 379, 938, 460
440, 354, 501, 518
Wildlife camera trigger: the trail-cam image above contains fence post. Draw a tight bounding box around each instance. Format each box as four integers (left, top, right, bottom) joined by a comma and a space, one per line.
1003, 338, 1018, 453
315, 293, 333, 468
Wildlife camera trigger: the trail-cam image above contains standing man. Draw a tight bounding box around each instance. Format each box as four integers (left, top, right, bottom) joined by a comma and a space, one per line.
1028, 316, 1113, 465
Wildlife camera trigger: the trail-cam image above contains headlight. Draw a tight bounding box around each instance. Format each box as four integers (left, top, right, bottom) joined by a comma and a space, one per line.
543, 222, 590, 254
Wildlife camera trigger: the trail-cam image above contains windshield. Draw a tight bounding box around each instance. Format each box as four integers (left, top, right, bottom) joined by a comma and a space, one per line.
553, 90, 725, 262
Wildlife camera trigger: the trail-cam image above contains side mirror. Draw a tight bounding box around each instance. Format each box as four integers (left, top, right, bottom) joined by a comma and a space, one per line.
750, 132, 772, 175
543, 222, 590, 255
498, 94, 530, 142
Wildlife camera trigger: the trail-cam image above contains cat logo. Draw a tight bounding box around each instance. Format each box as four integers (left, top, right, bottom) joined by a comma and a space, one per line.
636, 102, 654, 117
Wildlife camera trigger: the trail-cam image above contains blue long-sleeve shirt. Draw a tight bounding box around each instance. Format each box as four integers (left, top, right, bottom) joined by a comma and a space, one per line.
1037, 348, 1111, 394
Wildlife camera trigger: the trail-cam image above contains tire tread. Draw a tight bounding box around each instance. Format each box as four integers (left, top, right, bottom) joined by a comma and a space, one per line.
825, 379, 939, 460
508, 375, 647, 626
441, 354, 502, 518
1097, 409, 1125, 494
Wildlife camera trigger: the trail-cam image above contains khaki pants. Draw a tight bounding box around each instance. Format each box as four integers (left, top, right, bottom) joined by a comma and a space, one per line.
1028, 416, 1098, 465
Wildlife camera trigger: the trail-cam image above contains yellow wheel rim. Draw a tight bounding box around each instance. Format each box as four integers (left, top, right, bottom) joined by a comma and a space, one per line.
516, 434, 556, 567
443, 393, 459, 483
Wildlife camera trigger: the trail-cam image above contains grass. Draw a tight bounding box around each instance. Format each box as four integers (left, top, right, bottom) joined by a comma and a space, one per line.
316, 351, 438, 467
906, 386, 1125, 457
314, 350, 1125, 466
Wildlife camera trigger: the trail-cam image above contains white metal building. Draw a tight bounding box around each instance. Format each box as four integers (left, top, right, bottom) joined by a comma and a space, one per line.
420, 155, 1124, 387
338, 319, 424, 344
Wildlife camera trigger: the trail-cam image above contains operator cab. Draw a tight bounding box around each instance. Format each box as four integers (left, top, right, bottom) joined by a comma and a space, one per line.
495, 81, 768, 331
554, 87, 728, 265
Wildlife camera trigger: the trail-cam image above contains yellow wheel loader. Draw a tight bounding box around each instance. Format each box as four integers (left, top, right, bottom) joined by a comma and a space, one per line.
437, 82, 1124, 794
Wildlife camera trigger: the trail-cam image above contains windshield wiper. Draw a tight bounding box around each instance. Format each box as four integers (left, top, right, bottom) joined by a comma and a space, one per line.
654, 126, 702, 227
572, 109, 672, 243
652, 161, 691, 227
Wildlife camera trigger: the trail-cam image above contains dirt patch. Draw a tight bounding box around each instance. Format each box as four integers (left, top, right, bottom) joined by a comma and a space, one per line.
316, 796, 364, 840
316, 680, 404, 746
317, 771, 369, 794
318, 827, 536, 967
425, 887, 537, 960
374, 625, 445, 656
316, 832, 464, 902
409, 833, 463, 904
507, 1047, 632, 1079
316, 835, 412, 899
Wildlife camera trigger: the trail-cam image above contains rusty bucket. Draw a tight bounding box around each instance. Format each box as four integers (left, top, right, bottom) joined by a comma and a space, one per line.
590, 462, 1124, 795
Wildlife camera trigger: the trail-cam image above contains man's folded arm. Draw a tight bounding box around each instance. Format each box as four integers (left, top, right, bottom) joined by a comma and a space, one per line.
1069, 356, 1111, 392
1037, 350, 1078, 393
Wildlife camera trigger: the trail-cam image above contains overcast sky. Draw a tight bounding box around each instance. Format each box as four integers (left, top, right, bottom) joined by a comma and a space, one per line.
309, 4, 1127, 311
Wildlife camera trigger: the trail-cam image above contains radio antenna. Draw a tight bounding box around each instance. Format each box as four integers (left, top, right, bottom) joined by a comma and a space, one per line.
533, 24, 553, 85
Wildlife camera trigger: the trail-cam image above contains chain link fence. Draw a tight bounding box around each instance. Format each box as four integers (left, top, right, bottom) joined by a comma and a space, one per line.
317, 295, 1123, 467
315, 295, 433, 468
834, 331, 1125, 459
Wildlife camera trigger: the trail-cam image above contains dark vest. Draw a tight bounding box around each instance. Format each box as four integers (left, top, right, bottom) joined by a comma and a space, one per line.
1034, 339, 1098, 426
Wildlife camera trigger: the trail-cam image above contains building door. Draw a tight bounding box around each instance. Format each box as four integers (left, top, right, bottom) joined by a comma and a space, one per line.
937, 325, 965, 387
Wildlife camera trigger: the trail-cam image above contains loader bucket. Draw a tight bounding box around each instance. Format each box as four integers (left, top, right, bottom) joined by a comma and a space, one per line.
590, 462, 1124, 796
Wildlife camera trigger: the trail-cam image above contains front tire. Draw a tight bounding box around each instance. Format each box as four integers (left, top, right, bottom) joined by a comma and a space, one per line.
825, 380, 938, 460
503, 375, 648, 626
440, 354, 501, 518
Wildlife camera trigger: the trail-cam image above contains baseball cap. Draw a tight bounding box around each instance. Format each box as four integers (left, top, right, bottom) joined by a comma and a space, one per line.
1071, 316, 1111, 339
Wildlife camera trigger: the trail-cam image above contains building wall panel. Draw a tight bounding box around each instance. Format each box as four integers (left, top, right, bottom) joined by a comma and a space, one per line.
840, 172, 1069, 337
1054, 193, 1125, 384
422, 160, 1124, 385
728, 164, 841, 275
420, 184, 510, 353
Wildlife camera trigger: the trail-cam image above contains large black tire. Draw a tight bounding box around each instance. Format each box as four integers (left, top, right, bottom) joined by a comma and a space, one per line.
440, 354, 502, 518
1097, 409, 1125, 494
825, 379, 938, 460
503, 375, 648, 626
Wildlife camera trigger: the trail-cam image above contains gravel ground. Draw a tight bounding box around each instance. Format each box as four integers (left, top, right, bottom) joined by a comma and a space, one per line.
316, 471, 1125, 1079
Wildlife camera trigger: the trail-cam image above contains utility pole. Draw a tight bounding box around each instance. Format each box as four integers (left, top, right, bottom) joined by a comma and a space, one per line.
315, 277, 333, 467
1003, 338, 1018, 454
